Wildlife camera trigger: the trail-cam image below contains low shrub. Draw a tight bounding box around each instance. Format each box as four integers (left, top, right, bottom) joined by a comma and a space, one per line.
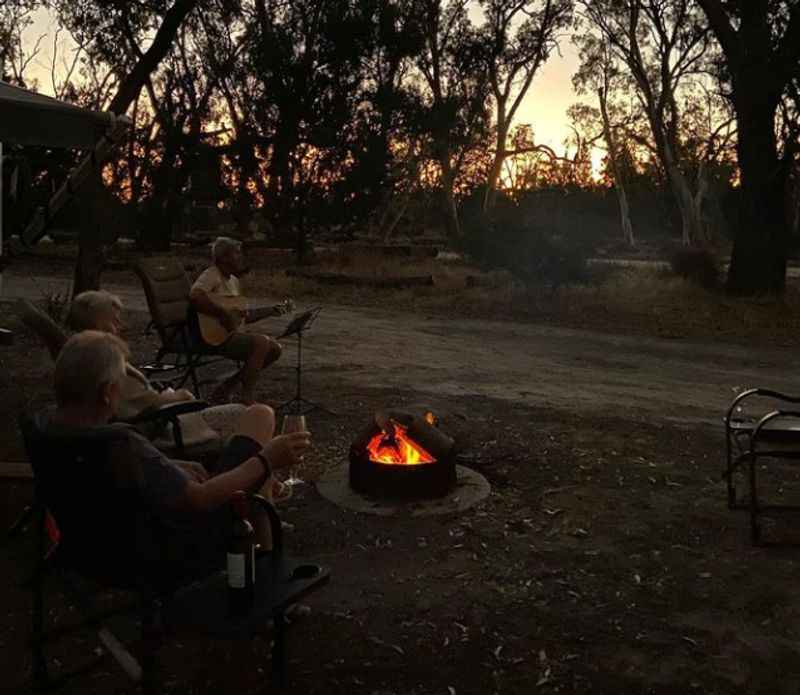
461, 214, 590, 292
669, 246, 720, 289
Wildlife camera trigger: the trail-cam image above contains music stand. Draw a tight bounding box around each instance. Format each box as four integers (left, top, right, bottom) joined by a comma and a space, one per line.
275, 306, 332, 416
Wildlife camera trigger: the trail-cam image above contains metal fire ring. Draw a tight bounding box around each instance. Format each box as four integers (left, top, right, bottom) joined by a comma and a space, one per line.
315, 464, 490, 517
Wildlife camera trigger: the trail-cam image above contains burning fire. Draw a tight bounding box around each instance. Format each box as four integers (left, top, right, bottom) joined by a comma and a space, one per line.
367, 421, 435, 466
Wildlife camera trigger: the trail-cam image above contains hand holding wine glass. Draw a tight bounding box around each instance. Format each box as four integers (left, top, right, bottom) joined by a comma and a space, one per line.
281, 414, 309, 486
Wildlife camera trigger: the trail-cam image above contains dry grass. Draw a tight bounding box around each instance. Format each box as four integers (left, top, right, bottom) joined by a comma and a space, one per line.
10, 242, 800, 347
246, 252, 800, 347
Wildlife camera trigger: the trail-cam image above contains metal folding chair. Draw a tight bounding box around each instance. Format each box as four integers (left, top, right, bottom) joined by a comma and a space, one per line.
20, 412, 330, 692
724, 388, 800, 543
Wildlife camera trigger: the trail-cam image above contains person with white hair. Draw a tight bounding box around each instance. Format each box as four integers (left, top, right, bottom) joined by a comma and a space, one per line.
45, 331, 310, 570
68, 289, 293, 502
189, 237, 283, 404
69, 289, 235, 432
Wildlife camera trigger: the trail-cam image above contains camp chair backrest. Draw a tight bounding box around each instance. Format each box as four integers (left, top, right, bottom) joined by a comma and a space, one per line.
15, 299, 68, 360
133, 258, 193, 342
19, 413, 163, 586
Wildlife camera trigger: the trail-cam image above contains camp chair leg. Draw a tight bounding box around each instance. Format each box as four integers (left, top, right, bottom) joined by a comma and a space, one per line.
749, 456, 761, 545
272, 610, 287, 688
140, 596, 160, 695
31, 507, 49, 689
189, 358, 201, 396
6, 504, 34, 541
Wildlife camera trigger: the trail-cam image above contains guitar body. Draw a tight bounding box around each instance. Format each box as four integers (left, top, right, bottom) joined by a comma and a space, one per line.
197, 296, 247, 346
197, 295, 293, 346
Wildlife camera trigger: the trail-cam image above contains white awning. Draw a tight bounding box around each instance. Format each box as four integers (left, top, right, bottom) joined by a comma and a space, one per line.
0, 80, 117, 149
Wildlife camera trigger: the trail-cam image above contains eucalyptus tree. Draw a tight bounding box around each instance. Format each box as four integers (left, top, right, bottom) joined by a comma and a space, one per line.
53, 0, 201, 291
242, 0, 373, 240
576, 0, 717, 246
0, 0, 42, 83
414, 0, 490, 239
696, 0, 800, 294
572, 36, 637, 246
478, 0, 573, 212
343, 0, 425, 231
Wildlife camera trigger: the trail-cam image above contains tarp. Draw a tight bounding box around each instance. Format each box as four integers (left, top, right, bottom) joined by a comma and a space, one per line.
0, 80, 117, 149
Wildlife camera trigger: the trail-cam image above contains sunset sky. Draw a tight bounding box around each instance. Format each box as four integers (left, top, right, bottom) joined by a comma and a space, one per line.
24, 6, 586, 155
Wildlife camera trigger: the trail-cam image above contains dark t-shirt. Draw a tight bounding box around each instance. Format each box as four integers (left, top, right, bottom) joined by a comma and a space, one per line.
42, 417, 192, 519
40, 414, 262, 581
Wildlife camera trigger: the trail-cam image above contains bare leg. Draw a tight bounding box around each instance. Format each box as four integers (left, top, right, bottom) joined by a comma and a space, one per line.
234, 403, 275, 446
240, 336, 282, 405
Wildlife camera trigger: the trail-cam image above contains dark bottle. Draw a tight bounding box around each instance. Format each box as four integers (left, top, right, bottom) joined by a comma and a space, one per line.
227, 491, 255, 617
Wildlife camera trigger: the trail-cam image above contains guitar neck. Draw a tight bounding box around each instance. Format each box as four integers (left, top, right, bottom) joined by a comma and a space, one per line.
245, 305, 278, 323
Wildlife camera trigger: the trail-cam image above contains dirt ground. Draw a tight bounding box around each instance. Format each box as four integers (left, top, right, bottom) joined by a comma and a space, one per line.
3, 259, 800, 694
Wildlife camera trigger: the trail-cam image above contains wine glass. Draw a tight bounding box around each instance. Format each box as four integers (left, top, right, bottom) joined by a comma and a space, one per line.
281, 413, 307, 487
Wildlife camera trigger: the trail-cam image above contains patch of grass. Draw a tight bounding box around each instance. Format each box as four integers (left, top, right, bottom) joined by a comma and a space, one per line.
247, 260, 800, 347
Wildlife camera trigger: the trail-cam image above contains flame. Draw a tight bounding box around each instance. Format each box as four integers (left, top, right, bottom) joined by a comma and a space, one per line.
367, 421, 435, 466
424, 411, 436, 426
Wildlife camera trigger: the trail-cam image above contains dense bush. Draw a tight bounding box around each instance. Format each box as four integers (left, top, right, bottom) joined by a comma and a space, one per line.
669, 246, 720, 289
461, 212, 590, 291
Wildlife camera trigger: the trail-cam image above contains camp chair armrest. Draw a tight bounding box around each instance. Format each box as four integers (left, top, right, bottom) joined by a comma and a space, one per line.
751, 410, 800, 446
127, 400, 210, 424
725, 388, 800, 428
249, 494, 284, 554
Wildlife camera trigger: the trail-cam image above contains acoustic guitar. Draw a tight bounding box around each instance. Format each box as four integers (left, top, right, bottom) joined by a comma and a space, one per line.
198, 296, 295, 346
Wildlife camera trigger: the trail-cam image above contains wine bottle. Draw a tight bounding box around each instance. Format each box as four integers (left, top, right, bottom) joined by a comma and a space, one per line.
227, 491, 255, 617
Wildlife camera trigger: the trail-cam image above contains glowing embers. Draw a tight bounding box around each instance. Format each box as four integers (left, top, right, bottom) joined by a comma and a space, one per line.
349, 410, 456, 500
366, 421, 435, 466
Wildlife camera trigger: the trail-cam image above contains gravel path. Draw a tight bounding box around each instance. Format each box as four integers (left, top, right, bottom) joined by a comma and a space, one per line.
3, 267, 796, 427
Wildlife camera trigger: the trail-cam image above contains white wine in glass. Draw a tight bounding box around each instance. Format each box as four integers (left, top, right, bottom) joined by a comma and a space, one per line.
281, 414, 307, 486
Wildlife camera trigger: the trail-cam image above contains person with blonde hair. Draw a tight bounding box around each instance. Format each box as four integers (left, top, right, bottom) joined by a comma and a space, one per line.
46, 331, 309, 569
70, 289, 245, 427
68, 290, 291, 501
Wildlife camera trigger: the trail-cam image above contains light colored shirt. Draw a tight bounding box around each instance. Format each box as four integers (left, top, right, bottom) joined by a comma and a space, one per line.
191, 265, 241, 297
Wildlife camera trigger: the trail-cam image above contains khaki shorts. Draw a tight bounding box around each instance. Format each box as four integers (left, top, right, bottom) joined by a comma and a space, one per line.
214, 331, 260, 362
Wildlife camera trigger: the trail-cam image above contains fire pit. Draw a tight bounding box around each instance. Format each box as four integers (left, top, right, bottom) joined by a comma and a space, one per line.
349, 410, 456, 500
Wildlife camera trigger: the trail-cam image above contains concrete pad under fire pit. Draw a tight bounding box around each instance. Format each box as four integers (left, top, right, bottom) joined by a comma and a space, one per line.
315, 464, 490, 517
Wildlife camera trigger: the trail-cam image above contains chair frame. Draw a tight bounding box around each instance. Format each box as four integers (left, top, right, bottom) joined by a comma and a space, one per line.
724, 388, 800, 543
20, 413, 329, 692
133, 257, 232, 397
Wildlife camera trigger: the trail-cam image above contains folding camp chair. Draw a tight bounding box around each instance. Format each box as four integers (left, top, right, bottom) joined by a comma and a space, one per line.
133, 257, 234, 396
7, 299, 218, 544
20, 412, 330, 692
724, 388, 800, 543
13, 297, 217, 458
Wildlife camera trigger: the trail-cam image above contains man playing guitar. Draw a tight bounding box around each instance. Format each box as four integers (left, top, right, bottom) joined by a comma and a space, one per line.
190, 237, 287, 404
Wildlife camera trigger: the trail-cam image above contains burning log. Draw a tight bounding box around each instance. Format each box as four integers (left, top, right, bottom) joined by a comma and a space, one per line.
349, 410, 456, 500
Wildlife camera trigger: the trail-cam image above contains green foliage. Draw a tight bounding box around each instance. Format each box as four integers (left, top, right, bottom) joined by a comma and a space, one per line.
669, 246, 719, 290
461, 209, 590, 291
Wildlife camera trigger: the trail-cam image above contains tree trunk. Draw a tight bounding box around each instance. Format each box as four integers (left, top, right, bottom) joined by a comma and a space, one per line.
268, 128, 294, 226
72, 177, 106, 296
693, 162, 711, 245
483, 151, 504, 213
440, 167, 460, 240
600, 91, 634, 246
72, 233, 105, 296
726, 88, 786, 294
616, 185, 634, 247
672, 172, 701, 246
73, 0, 199, 290
483, 120, 508, 213
659, 136, 703, 246
434, 150, 461, 239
